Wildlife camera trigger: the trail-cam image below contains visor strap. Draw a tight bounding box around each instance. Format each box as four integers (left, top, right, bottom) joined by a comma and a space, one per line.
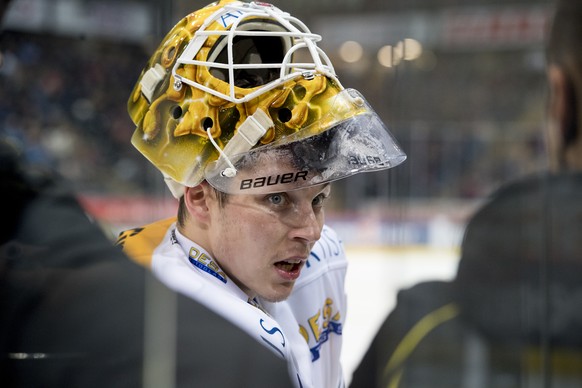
207, 127, 237, 178
207, 108, 273, 178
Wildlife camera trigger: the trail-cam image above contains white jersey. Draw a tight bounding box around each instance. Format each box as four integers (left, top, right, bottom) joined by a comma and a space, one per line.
118, 218, 347, 388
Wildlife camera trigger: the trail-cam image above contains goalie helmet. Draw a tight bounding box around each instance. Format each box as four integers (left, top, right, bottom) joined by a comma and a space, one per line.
128, 0, 406, 197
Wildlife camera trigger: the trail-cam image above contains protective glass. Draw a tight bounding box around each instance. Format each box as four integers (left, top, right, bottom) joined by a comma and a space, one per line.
205, 89, 406, 194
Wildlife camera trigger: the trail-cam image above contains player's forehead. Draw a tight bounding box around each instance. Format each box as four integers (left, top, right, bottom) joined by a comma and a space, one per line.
283, 182, 332, 198
238, 150, 299, 178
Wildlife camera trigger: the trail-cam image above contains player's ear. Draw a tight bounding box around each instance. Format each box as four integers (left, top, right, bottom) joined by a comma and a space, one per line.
183, 183, 212, 224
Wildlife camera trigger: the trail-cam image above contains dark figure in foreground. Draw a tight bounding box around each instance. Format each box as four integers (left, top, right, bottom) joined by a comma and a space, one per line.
351, 1, 582, 387
0, 137, 295, 388
0, 1, 293, 384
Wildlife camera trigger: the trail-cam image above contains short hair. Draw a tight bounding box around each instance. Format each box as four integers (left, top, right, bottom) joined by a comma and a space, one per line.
176, 185, 229, 229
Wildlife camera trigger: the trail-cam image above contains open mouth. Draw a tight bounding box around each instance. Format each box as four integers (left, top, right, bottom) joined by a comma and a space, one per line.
275, 260, 302, 272
274, 258, 305, 280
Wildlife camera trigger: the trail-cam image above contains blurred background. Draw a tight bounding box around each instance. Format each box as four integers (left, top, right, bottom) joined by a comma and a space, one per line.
0, 0, 550, 384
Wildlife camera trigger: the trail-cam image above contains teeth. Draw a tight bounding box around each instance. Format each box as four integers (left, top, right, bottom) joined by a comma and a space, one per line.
276, 259, 304, 272
280, 263, 294, 271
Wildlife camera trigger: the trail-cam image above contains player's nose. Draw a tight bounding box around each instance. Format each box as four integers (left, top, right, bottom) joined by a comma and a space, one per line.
287, 204, 323, 243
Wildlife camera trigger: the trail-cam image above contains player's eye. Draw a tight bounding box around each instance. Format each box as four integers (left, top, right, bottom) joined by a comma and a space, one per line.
312, 192, 329, 208
312, 185, 331, 208
267, 193, 287, 206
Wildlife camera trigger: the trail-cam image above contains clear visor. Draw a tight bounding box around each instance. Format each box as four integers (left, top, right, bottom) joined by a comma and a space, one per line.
205, 89, 406, 194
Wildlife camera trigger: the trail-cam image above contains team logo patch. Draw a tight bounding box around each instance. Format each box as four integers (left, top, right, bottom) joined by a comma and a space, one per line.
298, 297, 343, 361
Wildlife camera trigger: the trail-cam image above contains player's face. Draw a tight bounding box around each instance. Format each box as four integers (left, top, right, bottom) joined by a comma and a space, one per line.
207, 184, 331, 302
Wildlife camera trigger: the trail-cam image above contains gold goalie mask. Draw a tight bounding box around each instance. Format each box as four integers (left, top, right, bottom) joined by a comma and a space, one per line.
128, 0, 406, 197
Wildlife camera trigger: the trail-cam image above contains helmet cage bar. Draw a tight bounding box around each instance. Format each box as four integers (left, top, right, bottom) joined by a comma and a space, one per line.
194, 30, 322, 40
176, 42, 337, 91
172, 1, 339, 104
224, 4, 324, 74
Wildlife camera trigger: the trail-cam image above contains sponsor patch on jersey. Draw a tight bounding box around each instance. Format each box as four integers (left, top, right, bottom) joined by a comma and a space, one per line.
170, 229, 179, 245
187, 247, 227, 283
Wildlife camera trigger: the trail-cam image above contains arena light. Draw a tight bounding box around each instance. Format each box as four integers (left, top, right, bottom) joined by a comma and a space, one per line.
377, 38, 423, 68
403, 38, 423, 61
339, 40, 364, 63
377, 45, 393, 68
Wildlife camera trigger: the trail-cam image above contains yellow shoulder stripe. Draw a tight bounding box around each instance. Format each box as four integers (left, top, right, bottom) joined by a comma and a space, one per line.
116, 217, 177, 268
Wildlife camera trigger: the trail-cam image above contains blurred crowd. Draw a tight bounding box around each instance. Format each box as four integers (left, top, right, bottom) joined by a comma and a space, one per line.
0, 31, 153, 195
